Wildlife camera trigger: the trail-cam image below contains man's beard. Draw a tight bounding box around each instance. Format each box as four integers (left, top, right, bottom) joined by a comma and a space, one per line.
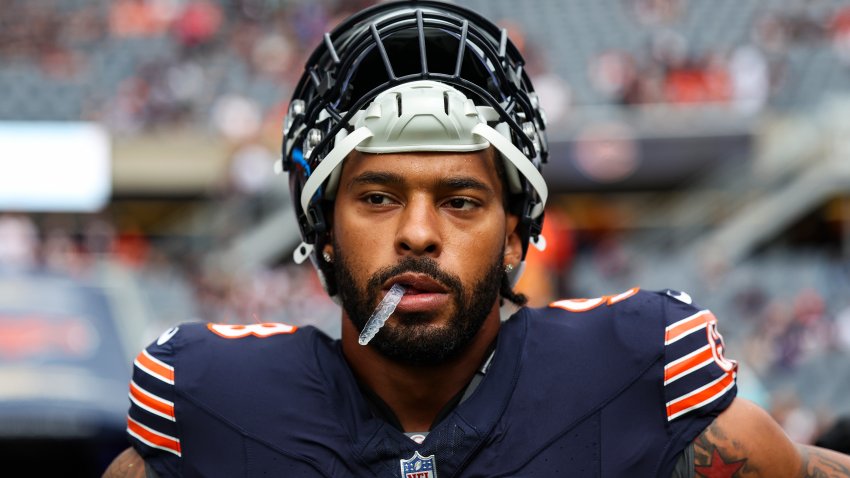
334, 247, 504, 367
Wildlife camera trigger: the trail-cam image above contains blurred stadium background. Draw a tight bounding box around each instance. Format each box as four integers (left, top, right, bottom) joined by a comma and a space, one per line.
2, 0, 850, 474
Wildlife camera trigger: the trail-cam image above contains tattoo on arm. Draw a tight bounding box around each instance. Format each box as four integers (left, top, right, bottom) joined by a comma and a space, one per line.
693, 420, 749, 477
686, 398, 850, 478
691, 418, 850, 478
797, 446, 850, 478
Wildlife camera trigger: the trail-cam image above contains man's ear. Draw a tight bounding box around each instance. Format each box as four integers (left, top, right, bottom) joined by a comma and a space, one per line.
504, 214, 523, 268
322, 237, 334, 262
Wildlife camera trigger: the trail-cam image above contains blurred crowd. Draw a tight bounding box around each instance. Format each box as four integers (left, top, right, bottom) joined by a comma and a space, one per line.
732, 283, 850, 444
0, 212, 339, 338
0, 0, 372, 136
2, 0, 848, 135
590, 0, 850, 112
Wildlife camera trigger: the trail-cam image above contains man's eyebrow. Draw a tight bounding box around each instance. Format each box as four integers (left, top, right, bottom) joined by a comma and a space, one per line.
348, 172, 493, 194
439, 176, 493, 193
348, 171, 406, 189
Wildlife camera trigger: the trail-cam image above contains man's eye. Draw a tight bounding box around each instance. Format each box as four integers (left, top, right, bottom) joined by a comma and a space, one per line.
446, 198, 475, 210
368, 194, 388, 205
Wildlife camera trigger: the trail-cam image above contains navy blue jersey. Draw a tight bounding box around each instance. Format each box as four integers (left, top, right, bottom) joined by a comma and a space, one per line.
126, 288, 737, 477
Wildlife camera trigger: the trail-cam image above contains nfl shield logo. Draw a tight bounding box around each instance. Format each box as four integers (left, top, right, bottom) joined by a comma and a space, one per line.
399, 451, 438, 478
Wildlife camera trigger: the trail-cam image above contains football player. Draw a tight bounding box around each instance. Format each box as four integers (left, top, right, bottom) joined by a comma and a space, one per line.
105, 1, 850, 476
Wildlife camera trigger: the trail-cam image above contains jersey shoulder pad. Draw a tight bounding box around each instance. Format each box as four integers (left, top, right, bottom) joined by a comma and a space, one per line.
126, 325, 184, 475
126, 321, 306, 475
656, 289, 738, 422
532, 287, 663, 380
544, 287, 737, 421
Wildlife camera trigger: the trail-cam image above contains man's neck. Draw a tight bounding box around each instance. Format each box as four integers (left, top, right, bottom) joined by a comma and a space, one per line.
340, 309, 501, 433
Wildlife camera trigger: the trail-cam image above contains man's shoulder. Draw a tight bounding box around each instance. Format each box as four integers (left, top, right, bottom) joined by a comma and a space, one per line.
148, 320, 313, 345
512, 287, 728, 379
138, 321, 326, 367
130, 320, 332, 406
506, 288, 670, 383
523, 287, 712, 330
521, 287, 738, 444
125, 321, 338, 475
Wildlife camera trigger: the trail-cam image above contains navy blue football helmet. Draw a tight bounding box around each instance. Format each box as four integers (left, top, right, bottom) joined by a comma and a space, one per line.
280, 0, 549, 289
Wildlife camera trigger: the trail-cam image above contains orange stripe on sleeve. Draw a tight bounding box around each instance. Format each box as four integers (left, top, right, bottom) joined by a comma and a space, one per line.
664, 345, 713, 384
127, 416, 181, 457
135, 350, 175, 384
129, 381, 175, 421
664, 310, 714, 345
666, 371, 736, 420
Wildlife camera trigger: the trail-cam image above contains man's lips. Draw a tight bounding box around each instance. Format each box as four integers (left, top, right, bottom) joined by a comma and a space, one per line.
382, 273, 450, 313
383, 273, 448, 294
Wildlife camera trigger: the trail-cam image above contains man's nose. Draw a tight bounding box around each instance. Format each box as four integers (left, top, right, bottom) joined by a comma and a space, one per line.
394, 197, 441, 257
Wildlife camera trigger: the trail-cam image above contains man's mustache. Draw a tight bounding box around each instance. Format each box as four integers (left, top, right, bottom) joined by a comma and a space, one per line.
367, 257, 463, 295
